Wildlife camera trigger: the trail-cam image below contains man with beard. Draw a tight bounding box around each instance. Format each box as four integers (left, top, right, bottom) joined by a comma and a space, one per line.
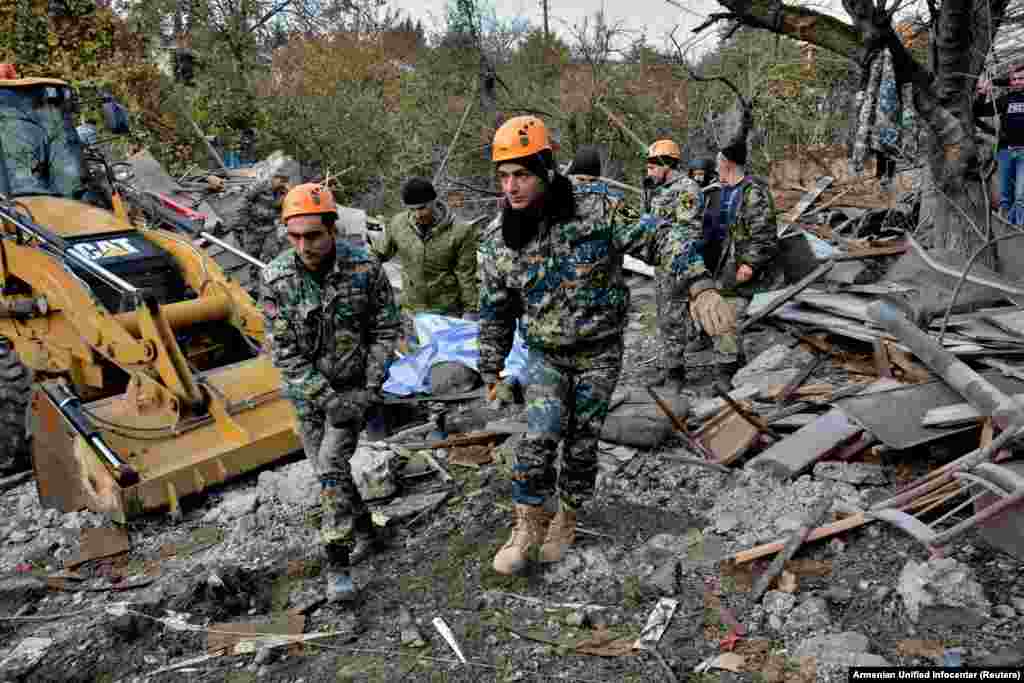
478, 116, 734, 575
261, 182, 401, 603
371, 177, 480, 345
641, 139, 706, 393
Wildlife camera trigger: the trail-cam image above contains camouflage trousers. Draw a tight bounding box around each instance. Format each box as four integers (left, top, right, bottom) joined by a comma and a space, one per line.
655, 268, 693, 372
710, 296, 750, 365
295, 414, 368, 548
513, 337, 624, 509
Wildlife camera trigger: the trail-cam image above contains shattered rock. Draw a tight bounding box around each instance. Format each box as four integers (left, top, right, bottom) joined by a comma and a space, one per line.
220, 491, 260, 520
0, 575, 46, 614
258, 460, 320, 509
897, 557, 991, 627
350, 443, 398, 501
792, 632, 891, 669
763, 590, 796, 630
813, 462, 888, 486
783, 596, 832, 634
600, 391, 688, 449
0, 637, 53, 679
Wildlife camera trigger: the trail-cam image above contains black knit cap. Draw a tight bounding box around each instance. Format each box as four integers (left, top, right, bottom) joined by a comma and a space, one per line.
567, 145, 601, 177
401, 177, 437, 206
720, 141, 748, 167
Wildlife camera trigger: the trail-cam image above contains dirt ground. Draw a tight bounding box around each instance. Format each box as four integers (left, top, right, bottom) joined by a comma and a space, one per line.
1, 278, 1023, 683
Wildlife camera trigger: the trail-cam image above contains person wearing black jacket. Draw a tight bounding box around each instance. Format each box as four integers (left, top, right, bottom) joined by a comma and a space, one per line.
975, 64, 1024, 224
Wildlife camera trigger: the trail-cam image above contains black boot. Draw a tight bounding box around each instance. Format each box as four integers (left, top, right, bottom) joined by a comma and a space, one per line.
348, 512, 377, 566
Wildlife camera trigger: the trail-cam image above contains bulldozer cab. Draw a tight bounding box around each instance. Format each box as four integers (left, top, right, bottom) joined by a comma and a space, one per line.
0, 73, 130, 208
0, 78, 88, 199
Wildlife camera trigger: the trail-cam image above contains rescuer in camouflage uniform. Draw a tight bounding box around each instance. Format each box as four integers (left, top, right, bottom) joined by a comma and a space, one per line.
260, 182, 401, 604
479, 116, 735, 576
236, 170, 290, 295
623, 140, 705, 392
704, 141, 782, 382
371, 177, 479, 346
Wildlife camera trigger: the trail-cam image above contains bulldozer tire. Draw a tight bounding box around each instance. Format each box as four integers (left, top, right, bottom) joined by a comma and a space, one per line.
0, 337, 33, 474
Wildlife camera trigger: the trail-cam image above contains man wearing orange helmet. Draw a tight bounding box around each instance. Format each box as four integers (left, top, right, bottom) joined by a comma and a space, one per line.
479, 116, 734, 575
260, 182, 401, 604
642, 139, 707, 393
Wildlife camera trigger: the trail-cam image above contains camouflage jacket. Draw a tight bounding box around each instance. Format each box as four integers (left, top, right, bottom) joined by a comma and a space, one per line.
648, 170, 704, 225
370, 201, 479, 316
716, 177, 781, 298
235, 180, 286, 250
477, 192, 709, 385
260, 242, 401, 419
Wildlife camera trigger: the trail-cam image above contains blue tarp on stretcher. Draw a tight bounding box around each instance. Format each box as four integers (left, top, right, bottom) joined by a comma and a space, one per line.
382, 313, 528, 396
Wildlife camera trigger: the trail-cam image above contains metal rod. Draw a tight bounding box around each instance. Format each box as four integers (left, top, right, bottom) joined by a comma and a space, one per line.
738, 260, 835, 333
199, 232, 266, 269
931, 488, 1024, 546
68, 254, 140, 294
928, 486, 987, 527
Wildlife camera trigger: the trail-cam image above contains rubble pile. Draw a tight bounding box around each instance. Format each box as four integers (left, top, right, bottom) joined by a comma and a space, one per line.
3, 173, 1024, 681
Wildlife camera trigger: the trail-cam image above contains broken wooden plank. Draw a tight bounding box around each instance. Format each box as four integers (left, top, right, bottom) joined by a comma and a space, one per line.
711, 382, 781, 440
396, 431, 503, 450
783, 175, 834, 224
690, 385, 763, 421
884, 343, 932, 383
732, 513, 868, 564
872, 339, 892, 378
694, 405, 760, 465
760, 383, 834, 402
834, 243, 908, 261
744, 408, 862, 479
749, 499, 833, 602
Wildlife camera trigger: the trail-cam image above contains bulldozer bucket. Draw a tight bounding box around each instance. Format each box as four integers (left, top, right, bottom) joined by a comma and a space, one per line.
31, 356, 302, 523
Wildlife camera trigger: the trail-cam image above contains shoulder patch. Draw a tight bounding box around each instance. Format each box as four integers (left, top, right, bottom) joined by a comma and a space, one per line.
262, 250, 297, 283
336, 240, 373, 263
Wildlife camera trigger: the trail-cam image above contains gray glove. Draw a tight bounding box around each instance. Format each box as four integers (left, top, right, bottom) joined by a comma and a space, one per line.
324, 389, 370, 427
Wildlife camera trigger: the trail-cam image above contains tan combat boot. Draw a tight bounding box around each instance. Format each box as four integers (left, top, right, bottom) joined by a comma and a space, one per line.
493, 504, 552, 575
539, 502, 577, 563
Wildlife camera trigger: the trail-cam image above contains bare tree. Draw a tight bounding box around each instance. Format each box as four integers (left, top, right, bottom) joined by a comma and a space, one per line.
683, 0, 1014, 264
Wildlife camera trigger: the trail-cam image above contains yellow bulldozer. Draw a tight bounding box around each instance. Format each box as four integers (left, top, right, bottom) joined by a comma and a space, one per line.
0, 67, 301, 522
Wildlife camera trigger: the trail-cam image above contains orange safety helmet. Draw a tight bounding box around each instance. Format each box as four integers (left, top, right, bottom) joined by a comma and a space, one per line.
646, 139, 681, 162
281, 183, 338, 222
492, 115, 552, 163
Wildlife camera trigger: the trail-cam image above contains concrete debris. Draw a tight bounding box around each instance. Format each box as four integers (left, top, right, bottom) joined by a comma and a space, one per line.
812, 461, 888, 486
350, 442, 400, 501
897, 558, 992, 626
782, 596, 832, 634
258, 459, 321, 509
0, 637, 53, 678
792, 632, 891, 669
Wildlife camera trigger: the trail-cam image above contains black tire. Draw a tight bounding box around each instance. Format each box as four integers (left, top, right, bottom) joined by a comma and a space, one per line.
0, 336, 33, 474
